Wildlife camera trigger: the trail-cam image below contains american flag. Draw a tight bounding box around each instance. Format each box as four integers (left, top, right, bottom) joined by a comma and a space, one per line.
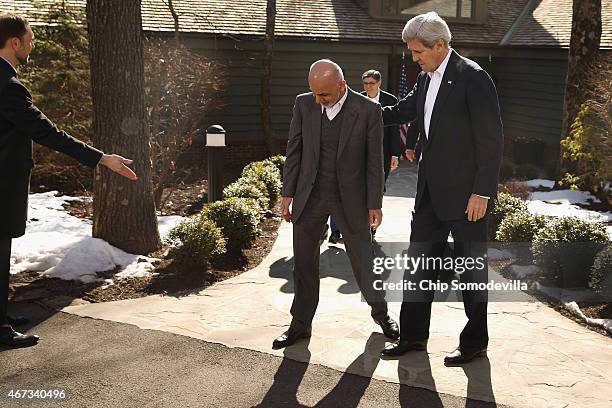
398, 55, 410, 150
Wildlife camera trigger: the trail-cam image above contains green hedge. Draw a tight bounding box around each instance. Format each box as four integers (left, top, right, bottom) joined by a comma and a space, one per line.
532, 217, 609, 288
590, 243, 612, 297
202, 197, 260, 252
488, 193, 528, 241
264, 155, 286, 178
223, 179, 269, 212
496, 212, 548, 242
496, 211, 549, 262
165, 215, 226, 267
242, 161, 282, 205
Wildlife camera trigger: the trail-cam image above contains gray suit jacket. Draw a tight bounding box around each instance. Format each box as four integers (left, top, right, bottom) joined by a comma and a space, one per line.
282, 88, 384, 234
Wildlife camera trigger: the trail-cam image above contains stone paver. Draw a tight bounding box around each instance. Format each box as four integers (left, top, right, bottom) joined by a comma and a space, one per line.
63, 163, 612, 408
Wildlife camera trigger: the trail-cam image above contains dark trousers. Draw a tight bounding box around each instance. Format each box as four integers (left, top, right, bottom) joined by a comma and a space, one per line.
329, 216, 340, 237
0, 239, 12, 326
400, 187, 489, 350
290, 189, 387, 331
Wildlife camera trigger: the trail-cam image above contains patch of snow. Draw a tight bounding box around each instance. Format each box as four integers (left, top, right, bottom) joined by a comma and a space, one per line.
526, 200, 612, 224
11, 192, 184, 283
487, 248, 515, 260
564, 301, 612, 336
523, 179, 555, 189
158, 215, 185, 238
100, 279, 114, 290
508, 264, 541, 279
529, 189, 601, 205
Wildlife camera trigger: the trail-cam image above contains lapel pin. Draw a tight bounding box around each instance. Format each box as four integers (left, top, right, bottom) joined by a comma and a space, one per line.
448, 80, 452, 84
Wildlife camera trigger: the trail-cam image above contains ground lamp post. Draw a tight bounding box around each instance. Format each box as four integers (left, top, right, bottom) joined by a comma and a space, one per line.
206, 124, 225, 203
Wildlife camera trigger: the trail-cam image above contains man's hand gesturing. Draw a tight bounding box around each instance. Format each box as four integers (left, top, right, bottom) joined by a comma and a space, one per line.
99, 154, 138, 181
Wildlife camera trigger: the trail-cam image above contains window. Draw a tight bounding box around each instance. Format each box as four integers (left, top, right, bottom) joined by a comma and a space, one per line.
371, 0, 487, 23
400, 1, 473, 19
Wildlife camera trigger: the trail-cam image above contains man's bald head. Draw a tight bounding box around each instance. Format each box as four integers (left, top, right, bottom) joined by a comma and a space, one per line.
309, 59, 344, 82
308, 59, 346, 108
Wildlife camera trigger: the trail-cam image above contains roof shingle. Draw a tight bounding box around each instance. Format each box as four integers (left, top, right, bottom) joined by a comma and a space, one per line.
504, 0, 612, 49
0, 0, 609, 48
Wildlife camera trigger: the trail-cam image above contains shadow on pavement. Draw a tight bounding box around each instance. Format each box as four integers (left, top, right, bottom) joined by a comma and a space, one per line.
315, 333, 386, 407
255, 337, 312, 407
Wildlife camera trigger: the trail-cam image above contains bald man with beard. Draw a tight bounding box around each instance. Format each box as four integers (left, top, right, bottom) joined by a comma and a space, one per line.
273, 60, 399, 349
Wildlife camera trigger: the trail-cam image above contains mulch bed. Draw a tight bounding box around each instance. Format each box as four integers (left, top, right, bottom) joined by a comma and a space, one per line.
9, 179, 282, 305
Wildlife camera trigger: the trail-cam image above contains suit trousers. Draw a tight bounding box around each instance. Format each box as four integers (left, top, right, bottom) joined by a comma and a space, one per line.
400, 186, 489, 350
0, 239, 11, 326
289, 188, 388, 331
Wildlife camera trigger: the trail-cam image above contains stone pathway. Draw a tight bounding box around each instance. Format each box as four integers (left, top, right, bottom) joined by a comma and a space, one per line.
63, 162, 612, 408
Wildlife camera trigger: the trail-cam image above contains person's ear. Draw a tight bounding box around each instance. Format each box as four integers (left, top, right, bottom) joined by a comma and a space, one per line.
10, 37, 21, 50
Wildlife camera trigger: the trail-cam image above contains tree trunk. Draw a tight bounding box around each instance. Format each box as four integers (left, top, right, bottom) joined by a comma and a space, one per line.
167, 0, 181, 45
87, 0, 161, 254
261, 0, 276, 155
559, 0, 601, 177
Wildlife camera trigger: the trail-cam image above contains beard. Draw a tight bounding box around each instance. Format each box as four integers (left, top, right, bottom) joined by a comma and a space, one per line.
16, 53, 29, 66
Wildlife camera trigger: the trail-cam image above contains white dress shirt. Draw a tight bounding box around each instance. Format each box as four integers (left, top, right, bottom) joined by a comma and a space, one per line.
370, 90, 380, 103
424, 48, 452, 140
321, 87, 348, 120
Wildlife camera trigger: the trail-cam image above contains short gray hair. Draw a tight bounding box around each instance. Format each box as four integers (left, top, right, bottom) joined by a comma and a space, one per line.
401, 11, 452, 48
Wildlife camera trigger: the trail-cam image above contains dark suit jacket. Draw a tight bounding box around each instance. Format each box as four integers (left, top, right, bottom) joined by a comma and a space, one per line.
405, 120, 419, 151
382, 50, 503, 221
282, 87, 384, 234
0, 57, 102, 239
360, 90, 401, 174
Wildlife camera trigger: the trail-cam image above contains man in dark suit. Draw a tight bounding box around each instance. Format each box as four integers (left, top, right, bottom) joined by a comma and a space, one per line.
378, 12, 503, 365
273, 59, 399, 349
0, 14, 138, 349
360, 69, 402, 181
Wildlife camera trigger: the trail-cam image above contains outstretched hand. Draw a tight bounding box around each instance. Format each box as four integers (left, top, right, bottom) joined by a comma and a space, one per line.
99, 154, 138, 180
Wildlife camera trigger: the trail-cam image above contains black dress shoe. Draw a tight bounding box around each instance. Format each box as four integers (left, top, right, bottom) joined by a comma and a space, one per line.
7, 315, 29, 327
374, 316, 399, 340
444, 347, 487, 365
272, 328, 311, 349
381, 339, 428, 357
0, 326, 39, 348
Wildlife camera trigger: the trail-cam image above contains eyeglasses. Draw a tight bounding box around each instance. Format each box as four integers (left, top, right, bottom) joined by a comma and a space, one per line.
363, 81, 378, 85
